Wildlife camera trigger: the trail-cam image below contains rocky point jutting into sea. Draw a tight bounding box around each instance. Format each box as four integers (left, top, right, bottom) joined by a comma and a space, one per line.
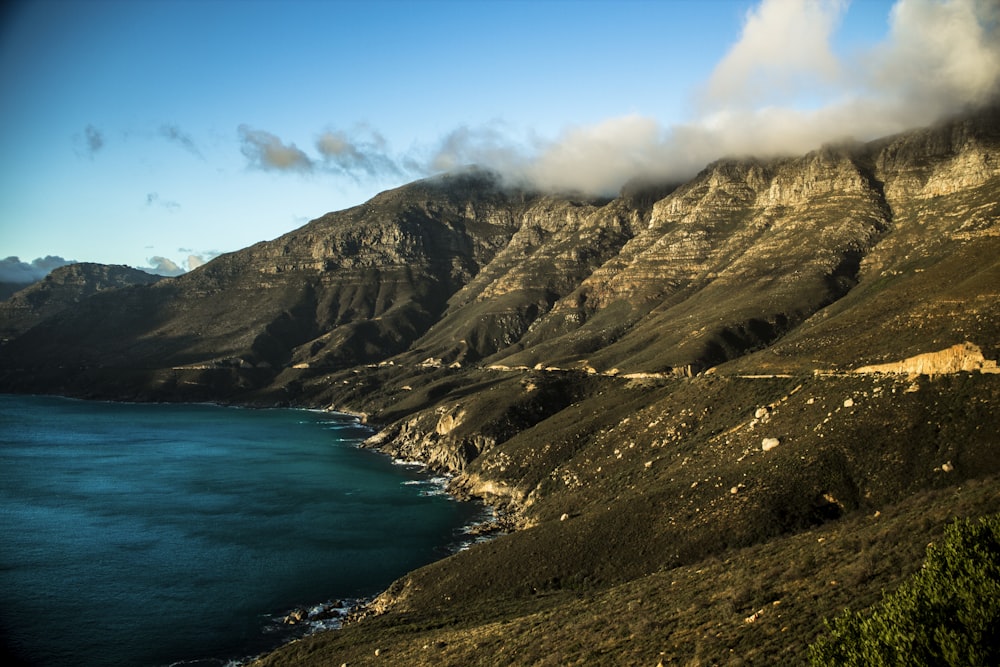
1, 106, 999, 665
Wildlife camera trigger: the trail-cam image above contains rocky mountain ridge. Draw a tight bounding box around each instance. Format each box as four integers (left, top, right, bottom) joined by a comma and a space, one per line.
0, 262, 161, 340
1, 107, 998, 665
3, 109, 996, 395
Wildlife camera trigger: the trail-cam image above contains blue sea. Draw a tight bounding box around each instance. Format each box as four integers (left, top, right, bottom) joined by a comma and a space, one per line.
0, 395, 483, 666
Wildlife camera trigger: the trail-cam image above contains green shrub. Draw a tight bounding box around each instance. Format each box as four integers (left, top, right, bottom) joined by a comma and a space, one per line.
809, 513, 1000, 666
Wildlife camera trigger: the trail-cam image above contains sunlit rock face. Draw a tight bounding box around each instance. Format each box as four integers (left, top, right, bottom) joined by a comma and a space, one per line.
855, 342, 999, 376
499, 146, 896, 374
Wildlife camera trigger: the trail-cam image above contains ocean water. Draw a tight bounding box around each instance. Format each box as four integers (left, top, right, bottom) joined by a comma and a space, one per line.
0, 395, 483, 666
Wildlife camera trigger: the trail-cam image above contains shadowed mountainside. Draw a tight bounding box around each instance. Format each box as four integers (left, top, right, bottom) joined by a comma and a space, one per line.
1, 107, 998, 665
0, 262, 162, 340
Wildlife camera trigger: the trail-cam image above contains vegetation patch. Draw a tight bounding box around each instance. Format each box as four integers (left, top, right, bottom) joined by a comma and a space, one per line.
810, 513, 1000, 667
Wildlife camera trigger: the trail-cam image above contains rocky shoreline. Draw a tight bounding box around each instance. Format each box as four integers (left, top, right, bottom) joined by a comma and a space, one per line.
237, 431, 514, 666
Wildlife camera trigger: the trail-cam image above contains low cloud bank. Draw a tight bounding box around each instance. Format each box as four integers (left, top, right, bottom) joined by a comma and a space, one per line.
0, 256, 75, 284
483, 0, 1000, 194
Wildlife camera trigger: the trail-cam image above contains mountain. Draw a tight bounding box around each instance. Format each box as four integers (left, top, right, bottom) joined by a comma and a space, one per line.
0, 282, 30, 302
2, 108, 998, 665
0, 262, 162, 341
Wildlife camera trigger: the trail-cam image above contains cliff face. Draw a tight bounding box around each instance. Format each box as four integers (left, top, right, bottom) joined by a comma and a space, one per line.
496, 147, 893, 374
752, 109, 1000, 373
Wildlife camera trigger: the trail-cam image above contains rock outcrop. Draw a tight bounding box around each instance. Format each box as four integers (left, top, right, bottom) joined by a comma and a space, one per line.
855, 342, 1000, 375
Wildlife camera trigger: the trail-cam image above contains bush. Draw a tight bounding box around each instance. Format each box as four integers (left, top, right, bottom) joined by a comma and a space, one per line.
809, 513, 1000, 666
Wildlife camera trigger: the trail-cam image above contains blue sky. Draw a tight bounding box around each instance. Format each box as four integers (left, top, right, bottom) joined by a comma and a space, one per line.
1, 0, 997, 279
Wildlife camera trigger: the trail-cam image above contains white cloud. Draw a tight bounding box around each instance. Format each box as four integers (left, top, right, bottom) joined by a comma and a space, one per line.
700, 0, 847, 110
428, 123, 531, 176
186, 254, 207, 270
869, 0, 1000, 121
146, 256, 185, 276
680, 0, 1000, 161
145, 252, 217, 276
524, 116, 671, 194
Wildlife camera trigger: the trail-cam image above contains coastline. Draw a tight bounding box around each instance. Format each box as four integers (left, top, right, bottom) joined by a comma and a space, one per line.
230, 409, 506, 667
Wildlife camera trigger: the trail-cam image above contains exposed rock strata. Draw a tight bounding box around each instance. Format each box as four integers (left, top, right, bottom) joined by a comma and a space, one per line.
855, 341, 1000, 375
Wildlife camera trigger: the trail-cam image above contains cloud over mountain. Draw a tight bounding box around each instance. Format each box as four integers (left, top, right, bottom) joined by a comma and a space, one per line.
145, 252, 214, 276
699, 0, 846, 110
234, 0, 999, 197
0, 256, 75, 284
146, 256, 185, 276
514, 0, 1000, 194
871, 0, 1000, 118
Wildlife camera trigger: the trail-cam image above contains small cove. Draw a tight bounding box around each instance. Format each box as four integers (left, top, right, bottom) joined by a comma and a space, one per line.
0, 395, 483, 666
